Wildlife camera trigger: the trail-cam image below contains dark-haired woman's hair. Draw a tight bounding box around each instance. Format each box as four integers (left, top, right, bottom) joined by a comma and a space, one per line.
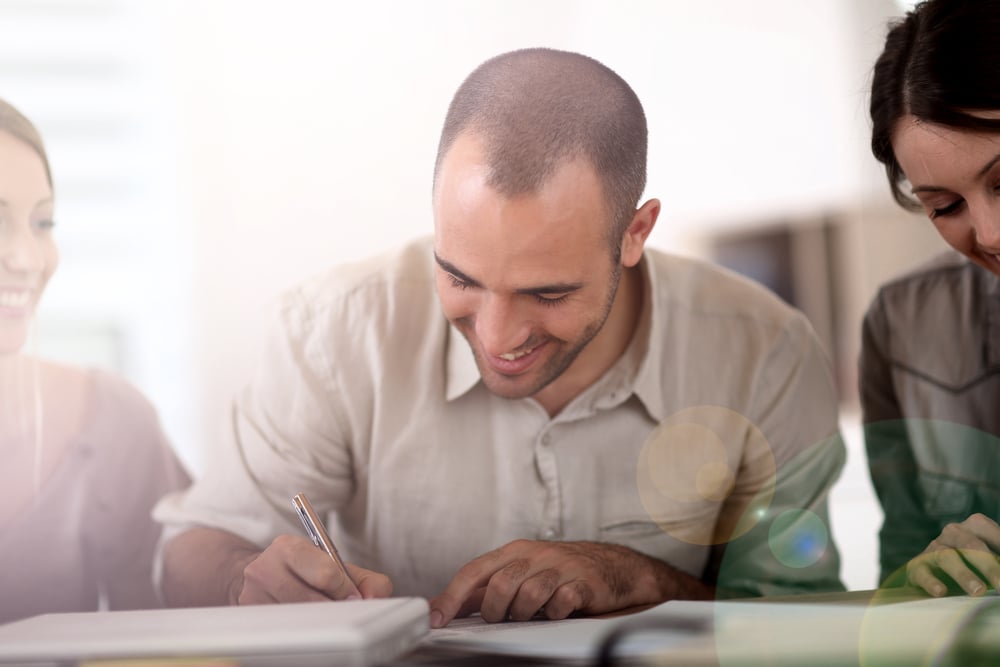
870, 0, 1000, 210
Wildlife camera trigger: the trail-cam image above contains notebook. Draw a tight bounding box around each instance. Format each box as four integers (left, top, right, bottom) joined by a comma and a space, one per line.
0, 598, 429, 667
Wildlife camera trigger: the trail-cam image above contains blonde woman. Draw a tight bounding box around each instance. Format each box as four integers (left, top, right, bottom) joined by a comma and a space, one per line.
0, 98, 189, 623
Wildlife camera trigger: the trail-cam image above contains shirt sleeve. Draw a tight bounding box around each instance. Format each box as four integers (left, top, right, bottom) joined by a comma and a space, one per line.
154, 287, 357, 553
859, 292, 939, 585
710, 312, 847, 597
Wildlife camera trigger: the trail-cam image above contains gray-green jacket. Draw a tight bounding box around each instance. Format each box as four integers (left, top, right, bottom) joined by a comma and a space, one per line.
860, 251, 1000, 585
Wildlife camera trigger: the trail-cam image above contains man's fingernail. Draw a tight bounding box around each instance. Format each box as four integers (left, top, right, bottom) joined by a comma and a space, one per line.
969, 582, 985, 596
346, 594, 361, 601
931, 584, 946, 597
430, 610, 444, 628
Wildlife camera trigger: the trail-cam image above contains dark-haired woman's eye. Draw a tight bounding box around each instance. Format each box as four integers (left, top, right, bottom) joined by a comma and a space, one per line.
929, 199, 964, 219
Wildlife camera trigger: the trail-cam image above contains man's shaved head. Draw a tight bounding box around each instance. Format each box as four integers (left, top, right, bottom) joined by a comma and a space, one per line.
433, 48, 647, 255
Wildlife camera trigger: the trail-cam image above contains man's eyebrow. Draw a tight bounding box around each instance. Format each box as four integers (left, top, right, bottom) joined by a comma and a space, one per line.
434, 253, 482, 288
434, 253, 583, 294
911, 152, 1000, 194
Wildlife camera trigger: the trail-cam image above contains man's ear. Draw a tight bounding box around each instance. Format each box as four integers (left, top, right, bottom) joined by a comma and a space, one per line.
620, 198, 660, 268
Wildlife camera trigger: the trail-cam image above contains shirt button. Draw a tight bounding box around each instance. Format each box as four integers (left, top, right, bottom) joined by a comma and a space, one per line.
542, 527, 557, 539
541, 434, 551, 446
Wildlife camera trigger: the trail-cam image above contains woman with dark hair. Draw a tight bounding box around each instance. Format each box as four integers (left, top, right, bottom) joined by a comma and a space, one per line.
863, 0, 1000, 598
0, 98, 190, 623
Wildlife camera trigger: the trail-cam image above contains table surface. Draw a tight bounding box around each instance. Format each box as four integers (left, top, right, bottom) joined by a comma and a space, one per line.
393, 587, 996, 667
20, 589, 991, 667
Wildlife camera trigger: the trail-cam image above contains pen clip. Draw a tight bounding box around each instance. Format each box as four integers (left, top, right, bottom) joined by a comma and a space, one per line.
294, 502, 322, 548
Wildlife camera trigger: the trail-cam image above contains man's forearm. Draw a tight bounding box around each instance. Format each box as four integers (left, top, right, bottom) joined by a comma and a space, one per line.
597, 542, 715, 604
639, 550, 716, 602
161, 527, 261, 607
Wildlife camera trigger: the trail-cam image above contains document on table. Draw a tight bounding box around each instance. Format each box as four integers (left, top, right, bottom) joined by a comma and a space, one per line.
423, 593, 1000, 665
425, 602, 715, 663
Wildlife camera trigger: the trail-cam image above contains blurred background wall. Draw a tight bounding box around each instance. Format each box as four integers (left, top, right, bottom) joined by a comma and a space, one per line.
3, 0, 945, 590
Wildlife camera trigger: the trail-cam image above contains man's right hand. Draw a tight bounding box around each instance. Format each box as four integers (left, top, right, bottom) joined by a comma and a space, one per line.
235, 534, 392, 604
161, 527, 392, 607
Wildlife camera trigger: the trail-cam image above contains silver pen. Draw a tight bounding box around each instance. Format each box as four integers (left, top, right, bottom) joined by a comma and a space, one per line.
292, 492, 362, 598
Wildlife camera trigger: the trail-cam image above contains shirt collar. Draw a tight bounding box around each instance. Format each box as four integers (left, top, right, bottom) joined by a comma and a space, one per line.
630, 251, 668, 423
445, 322, 480, 401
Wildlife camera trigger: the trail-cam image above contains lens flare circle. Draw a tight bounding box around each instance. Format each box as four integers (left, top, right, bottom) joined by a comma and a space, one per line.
768, 508, 829, 569
637, 405, 776, 546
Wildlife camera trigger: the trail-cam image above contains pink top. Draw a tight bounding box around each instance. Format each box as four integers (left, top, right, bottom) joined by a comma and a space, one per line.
0, 369, 189, 624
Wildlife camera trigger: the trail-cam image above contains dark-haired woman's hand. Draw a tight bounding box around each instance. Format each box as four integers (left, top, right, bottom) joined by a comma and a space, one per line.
906, 513, 1000, 597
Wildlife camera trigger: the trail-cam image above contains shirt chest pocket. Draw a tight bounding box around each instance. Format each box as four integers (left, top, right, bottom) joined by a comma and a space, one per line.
915, 472, 1000, 525
916, 473, 974, 521
907, 421, 1000, 521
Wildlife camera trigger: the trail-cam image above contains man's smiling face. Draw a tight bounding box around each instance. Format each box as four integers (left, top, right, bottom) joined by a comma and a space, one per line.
432, 132, 620, 403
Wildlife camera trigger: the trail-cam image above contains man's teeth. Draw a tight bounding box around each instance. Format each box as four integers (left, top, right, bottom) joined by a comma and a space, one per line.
499, 347, 534, 361
0, 292, 30, 308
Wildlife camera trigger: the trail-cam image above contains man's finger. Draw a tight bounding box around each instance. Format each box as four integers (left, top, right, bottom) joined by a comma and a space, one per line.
430, 551, 506, 628
454, 587, 487, 619
272, 571, 339, 603
544, 580, 592, 619
284, 540, 359, 599
479, 559, 532, 623
236, 584, 279, 605
240, 548, 328, 604
506, 568, 560, 621
349, 563, 393, 599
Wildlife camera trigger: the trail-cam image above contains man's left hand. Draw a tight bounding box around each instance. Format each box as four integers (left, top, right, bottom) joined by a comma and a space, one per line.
428, 539, 700, 628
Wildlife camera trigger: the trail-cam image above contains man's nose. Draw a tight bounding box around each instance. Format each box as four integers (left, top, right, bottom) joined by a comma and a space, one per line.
475, 295, 531, 357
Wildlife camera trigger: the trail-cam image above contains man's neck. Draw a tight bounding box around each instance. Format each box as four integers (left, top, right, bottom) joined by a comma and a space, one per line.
535, 263, 645, 417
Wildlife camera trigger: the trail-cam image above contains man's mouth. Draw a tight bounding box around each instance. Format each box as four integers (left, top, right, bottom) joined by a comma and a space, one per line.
498, 345, 536, 361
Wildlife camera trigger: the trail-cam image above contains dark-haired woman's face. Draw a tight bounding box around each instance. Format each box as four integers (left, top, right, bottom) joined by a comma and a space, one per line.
892, 114, 1000, 276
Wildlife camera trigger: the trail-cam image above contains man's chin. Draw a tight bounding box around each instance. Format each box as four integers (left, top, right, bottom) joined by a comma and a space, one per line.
479, 374, 541, 400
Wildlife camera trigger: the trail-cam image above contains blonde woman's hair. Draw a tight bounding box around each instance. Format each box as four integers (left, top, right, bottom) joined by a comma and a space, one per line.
0, 98, 52, 188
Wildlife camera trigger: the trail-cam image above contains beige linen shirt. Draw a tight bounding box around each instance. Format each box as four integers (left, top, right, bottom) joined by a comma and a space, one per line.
156, 236, 845, 598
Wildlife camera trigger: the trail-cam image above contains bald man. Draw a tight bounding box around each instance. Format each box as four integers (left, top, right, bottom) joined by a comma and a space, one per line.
156, 48, 846, 627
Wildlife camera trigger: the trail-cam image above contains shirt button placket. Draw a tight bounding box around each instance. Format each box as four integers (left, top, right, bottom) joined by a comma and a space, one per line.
536, 429, 560, 540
